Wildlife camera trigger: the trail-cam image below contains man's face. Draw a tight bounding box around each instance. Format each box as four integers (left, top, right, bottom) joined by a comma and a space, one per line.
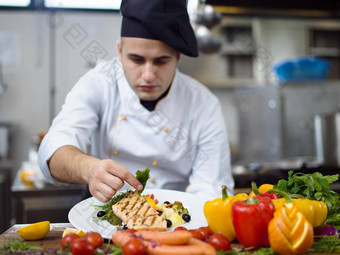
118, 37, 180, 101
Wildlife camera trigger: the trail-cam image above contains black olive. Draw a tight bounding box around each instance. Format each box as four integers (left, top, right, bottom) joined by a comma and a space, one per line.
166, 219, 172, 228
164, 201, 170, 205
182, 214, 191, 222
123, 224, 128, 229
97, 211, 106, 217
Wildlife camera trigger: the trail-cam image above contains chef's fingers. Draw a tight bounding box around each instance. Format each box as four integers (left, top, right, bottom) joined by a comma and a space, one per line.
114, 167, 143, 191
90, 183, 116, 203
102, 159, 143, 191
101, 173, 124, 193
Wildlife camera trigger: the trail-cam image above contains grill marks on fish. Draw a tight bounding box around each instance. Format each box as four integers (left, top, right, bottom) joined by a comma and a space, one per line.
115, 191, 156, 220
112, 190, 167, 231
128, 214, 159, 228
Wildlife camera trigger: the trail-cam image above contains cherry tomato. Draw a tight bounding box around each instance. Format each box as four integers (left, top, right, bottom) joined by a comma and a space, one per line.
189, 229, 205, 241
208, 233, 231, 251
61, 233, 80, 250
70, 238, 95, 255
84, 232, 104, 249
174, 226, 188, 231
122, 238, 147, 255
197, 226, 213, 240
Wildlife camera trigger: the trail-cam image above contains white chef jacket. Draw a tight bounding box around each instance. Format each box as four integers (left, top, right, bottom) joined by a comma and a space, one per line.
38, 58, 234, 199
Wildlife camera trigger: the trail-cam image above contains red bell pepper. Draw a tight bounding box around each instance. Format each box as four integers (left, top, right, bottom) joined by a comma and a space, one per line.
231, 196, 275, 249
255, 191, 279, 200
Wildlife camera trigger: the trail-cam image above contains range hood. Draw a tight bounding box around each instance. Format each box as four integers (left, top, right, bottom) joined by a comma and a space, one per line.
205, 0, 340, 18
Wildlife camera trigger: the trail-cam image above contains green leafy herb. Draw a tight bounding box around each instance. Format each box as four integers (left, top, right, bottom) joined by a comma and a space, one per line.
217, 250, 248, 255
136, 167, 150, 194
253, 247, 277, 255
308, 235, 340, 253
0, 239, 66, 254
217, 247, 276, 255
95, 244, 122, 255
105, 210, 123, 226
0, 239, 41, 252
276, 171, 340, 212
96, 192, 127, 213
276, 171, 340, 228
326, 212, 340, 230
92, 191, 126, 226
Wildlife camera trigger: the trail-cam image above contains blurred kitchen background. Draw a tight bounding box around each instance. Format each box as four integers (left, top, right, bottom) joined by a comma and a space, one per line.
1, 0, 340, 232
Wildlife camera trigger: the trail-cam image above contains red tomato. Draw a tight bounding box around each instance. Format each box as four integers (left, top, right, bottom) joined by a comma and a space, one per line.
70, 238, 95, 255
208, 233, 231, 251
84, 232, 104, 249
189, 229, 205, 241
197, 226, 213, 240
174, 226, 188, 231
122, 238, 147, 255
60, 233, 80, 250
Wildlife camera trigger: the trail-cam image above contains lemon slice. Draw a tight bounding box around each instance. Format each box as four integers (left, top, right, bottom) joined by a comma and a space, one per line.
17, 221, 50, 241
62, 228, 86, 238
144, 196, 156, 207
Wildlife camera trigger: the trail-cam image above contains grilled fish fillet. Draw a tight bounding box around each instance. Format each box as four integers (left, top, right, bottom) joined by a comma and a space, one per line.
112, 190, 167, 231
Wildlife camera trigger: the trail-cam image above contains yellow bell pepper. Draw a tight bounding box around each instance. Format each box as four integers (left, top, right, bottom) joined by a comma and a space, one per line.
249, 183, 274, 197
203, 185, 248, 242
271, 193, 328, 227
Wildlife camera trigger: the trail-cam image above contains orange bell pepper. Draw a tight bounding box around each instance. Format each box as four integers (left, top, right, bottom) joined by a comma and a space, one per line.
203, 185, 248, 242
268, 189, 314, 254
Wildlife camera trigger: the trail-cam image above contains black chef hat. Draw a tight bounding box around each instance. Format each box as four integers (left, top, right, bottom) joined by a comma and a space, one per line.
120, 0, 198, 57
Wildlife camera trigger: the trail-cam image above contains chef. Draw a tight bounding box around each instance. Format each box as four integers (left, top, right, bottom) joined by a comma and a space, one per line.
38, 0, 234, 202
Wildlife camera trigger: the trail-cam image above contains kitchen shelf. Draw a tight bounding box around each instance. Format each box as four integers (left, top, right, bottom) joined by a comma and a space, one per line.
221, 45, 255, 55
310, 47, 340, 57
219, 24, 255, 80
197, 76, 260, 88
308, 28, 340, 79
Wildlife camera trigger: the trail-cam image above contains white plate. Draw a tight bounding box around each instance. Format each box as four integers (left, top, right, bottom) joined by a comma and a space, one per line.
68, 189, 208, 239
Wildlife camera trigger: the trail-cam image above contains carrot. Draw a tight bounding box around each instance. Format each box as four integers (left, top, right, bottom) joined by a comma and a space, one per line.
135, 230, 192, 245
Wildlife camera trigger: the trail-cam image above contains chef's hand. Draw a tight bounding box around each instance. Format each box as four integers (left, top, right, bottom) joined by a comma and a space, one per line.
88, 159, 143, 203
48, 146, 142, 203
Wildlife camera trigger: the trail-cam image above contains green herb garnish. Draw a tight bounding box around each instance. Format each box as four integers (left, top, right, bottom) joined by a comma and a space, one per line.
0, 239, 67, 254
326, 212, 340, 230
276, 170, 340, 228
136, 167, 150, 194
276, 171, 340, 211
95, 243, 122, 255
217, 247, 275, 255
308, 235, 340, 253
